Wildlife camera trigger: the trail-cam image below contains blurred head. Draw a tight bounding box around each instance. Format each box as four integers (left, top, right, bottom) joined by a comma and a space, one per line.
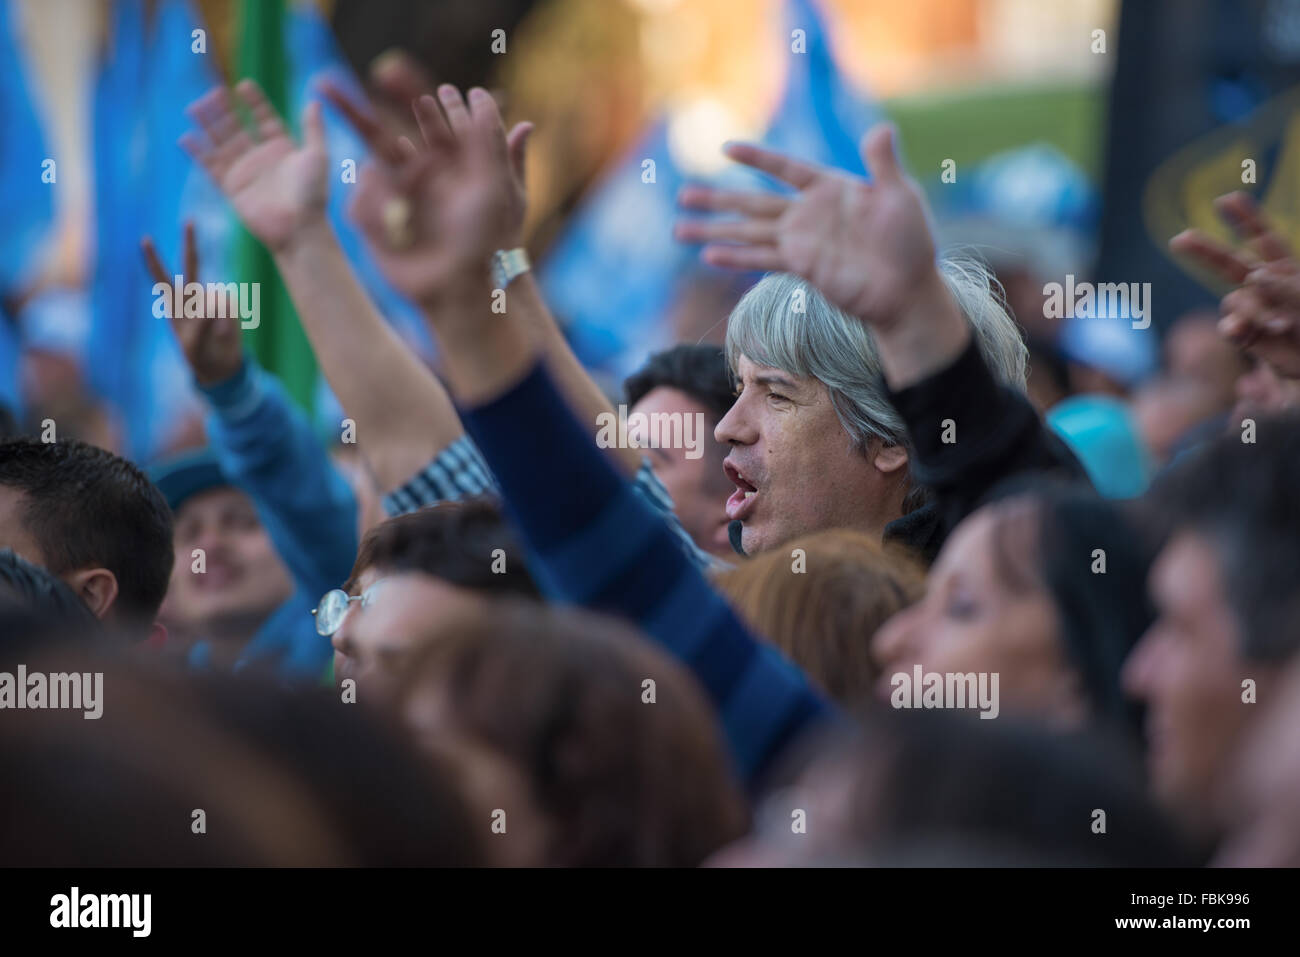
394, 600, 750, 866
1215, 659, 1300, 867
625, 344, 736, 559
1046, 394, 1152, 498
713, 529, 923, 704
331, 499, 539, 698
1164, 310, 1248, 412
716, 708, 1191, 867
1124, 415, 1300, 839
0, 548, 100, 659
718, 263, 1026, 555
1232, 353, 1300, 424
166, 485, 294, 645
1023, 333, 1071, 415
0, 439, 172, 627
0, 653, 481, 865
873, 486, 1151, 731
1132, 375, 1222, 466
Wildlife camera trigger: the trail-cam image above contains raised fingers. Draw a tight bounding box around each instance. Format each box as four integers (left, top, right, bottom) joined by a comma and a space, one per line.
699, 243, 785, 272
722, 142, 820, 190
234, 79, 288, 142
140, 236, 172, 290
860, 124, 904, 187
436, 84, 473, 140
1170, 228, 1255, 285
1215, 192, 1293, 262
466, 87, 508, 165
677, 185, 789, 218
506, 122, 533, 183
413, 93, 454, 154
183, 221, 199, 284
674, 217, 778, 246
319, 80, 407, 166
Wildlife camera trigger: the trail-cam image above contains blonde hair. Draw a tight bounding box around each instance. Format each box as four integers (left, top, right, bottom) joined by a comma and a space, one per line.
712, 529, 925, 704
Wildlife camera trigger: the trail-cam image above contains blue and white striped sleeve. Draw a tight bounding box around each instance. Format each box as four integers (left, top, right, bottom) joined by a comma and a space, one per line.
382, 434, 500, 516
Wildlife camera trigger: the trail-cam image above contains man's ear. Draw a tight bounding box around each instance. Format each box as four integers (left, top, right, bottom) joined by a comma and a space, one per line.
64, 567, 119, 620
872, 441, 909, 476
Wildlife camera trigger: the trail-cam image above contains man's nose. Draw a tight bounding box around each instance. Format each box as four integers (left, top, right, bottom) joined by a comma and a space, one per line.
714, 395, 758, 446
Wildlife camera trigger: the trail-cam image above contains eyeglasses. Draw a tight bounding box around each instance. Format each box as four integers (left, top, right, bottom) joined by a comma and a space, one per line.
312, 580, 385, 637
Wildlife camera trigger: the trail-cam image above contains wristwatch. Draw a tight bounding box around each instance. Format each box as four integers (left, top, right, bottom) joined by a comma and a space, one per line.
491, 248, 531, 290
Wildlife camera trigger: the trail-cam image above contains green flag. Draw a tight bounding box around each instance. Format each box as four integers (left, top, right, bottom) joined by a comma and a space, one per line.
234, 0, 317, 412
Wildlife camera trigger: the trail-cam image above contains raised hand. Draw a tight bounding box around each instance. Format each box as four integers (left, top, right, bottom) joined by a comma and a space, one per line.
142, 222, 244, 387
180, 80, 329, 252
320, 81, 532, 311
1170, 192, 1300, 379
674, 125, 940, 331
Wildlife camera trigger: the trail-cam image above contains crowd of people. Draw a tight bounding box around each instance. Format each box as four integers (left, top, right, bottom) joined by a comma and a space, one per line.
2, 72, 1299, 869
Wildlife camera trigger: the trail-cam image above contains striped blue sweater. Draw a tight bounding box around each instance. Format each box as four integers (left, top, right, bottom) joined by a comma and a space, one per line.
460, 361, 834, 788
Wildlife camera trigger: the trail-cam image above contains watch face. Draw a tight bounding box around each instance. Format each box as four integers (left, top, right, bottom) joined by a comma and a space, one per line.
493, 249, 529, 289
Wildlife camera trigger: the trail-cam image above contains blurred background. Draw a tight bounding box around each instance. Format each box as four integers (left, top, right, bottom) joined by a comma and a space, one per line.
3, 0, 1299, 470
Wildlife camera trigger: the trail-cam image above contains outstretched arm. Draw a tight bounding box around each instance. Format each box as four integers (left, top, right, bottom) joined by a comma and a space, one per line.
675, 130, 1087, 561
321, 80, 643, 476
333, 83, 833, 786
179, 80, 463, 494
675, 128, 970, 390
142, 224, 357, 600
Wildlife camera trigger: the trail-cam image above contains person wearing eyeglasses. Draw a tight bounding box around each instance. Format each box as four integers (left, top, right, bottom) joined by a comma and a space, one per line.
315, 498, 539, 700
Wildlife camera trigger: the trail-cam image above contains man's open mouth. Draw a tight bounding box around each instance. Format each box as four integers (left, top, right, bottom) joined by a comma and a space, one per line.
724, 461, 759, 521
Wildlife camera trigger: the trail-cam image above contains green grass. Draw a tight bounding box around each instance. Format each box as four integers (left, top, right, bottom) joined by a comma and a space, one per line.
882, 81, 1108, 188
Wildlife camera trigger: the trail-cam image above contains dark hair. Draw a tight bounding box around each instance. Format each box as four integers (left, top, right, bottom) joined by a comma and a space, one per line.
624, 344, 735, 423
1146, 411, 1300, 663
982, 479, 1154, 733
345, 498, 539, 598
0, 439, 173, 622
0, 404, 17, 441
0, 549, 100, 656
789, 707, 1196, 866
0, 653, 482, 866
1024, 333, 1071, 398
396, 600, 751, 866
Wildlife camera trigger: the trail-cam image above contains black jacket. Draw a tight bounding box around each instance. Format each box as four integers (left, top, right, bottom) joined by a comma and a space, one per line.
882, 337, 1090, 565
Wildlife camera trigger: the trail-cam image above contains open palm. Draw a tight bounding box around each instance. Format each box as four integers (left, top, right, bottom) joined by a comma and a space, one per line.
181, 80, 329, 252
675, 126, 937, 331
322, 82, 531, 308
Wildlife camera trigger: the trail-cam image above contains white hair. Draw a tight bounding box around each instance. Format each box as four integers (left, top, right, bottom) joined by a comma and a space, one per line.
724, 260, 1027, 453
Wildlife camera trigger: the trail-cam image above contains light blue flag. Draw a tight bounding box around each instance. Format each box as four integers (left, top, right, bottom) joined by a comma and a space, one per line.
0, 0, 55, 413
87, 0, 226, 461
538, 0, 883, 381
281, 2, 435, 432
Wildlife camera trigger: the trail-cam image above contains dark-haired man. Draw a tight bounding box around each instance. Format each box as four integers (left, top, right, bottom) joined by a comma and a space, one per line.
624, 344, 736, 559
0, 438, 173, 637
143, 226, 357, 683
1125, 413, 1300, 847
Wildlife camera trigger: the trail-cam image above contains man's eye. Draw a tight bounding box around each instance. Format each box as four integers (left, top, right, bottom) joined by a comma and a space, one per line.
768, 392, 790, 403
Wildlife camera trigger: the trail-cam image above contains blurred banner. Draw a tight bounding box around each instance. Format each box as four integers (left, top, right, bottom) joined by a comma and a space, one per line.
0, 0, 52, 412
539, 0, 883, 382
1100, 0, 1300, 330
87, 0, 227, 460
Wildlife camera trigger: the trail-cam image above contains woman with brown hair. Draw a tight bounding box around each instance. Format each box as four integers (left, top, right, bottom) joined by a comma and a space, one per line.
713, 530, 924, 705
